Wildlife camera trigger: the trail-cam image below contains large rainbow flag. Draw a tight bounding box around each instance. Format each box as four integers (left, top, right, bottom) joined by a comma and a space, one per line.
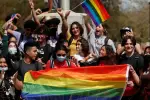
82, 0, 110, 26
22, 65, 129, 100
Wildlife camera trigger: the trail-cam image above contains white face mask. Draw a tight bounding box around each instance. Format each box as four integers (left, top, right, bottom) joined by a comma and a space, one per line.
8, 47, 17, 55
0, 67, 8, 71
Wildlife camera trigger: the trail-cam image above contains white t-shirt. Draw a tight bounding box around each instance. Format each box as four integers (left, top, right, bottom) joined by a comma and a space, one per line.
88, 29, 116, 56
74, 54, 84, 61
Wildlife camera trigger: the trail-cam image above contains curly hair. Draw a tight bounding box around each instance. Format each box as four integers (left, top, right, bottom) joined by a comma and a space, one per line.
121, 36, 136, 46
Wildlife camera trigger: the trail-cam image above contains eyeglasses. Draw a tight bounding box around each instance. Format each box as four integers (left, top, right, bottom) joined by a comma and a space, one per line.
56, 54, 66, 57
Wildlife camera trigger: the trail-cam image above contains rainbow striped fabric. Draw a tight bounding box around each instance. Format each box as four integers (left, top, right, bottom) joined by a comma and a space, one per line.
82, 0, 110, 26
22, 65, 129, 100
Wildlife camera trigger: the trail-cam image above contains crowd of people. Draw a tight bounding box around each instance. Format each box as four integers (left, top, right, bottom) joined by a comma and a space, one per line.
0, 0, 150, 100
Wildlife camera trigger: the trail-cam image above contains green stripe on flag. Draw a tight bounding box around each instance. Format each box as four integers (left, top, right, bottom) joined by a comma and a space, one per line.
23, 83, 124, 98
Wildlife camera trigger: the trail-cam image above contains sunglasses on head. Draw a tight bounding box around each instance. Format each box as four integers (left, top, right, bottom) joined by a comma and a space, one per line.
56, 54, 66, 57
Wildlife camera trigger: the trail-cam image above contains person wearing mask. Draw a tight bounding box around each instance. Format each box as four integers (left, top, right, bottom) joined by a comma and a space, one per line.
13, 41, 43, 99
117, 27, 142, 55
6, 41, 21, 77
45, 44, 79, 69
0, 55, 15, 100
5, 19, 37, 53
44, 8, 69, 48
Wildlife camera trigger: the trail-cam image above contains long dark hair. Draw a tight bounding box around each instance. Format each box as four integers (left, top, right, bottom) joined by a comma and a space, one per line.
99, 45, 116, 65
70, 21, 84, 36
8, 41, 21, 61
77, 37, 89, 57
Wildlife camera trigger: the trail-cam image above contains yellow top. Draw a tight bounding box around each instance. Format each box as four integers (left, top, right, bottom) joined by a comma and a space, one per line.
67, 32, 78, 57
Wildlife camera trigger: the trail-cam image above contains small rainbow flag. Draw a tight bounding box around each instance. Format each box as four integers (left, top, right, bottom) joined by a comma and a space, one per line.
82, 0, 110, 26
22, 65, 129, 100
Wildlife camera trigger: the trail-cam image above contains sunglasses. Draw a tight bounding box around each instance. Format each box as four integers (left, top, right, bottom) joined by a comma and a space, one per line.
56, 54, 66, 57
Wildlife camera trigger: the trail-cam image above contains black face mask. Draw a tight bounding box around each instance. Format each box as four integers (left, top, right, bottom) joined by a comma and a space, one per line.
49, 27, 57, 36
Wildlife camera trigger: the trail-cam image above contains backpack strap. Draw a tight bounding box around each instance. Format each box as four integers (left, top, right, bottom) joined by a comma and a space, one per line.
49, 56, 54, 68
66, 59, 71, 67
49, 58, 71, 68
104, 37, 109, 45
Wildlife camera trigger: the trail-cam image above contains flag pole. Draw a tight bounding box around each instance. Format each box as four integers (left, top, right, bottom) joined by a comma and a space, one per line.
71, 1, 85, 11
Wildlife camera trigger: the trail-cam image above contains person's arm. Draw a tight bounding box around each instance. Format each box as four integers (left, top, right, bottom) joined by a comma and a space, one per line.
28, 0, 41, 26
7, 30, 21, 44
12, 72, 23, 90
84, 15, 92, 33
135, 43, 142, 55
2, 13, 21, 31
129, 66, 140, 86
48, 0, 53, 12
57, 8, 70, 39
117, 43, 124, 55
24, 13, 32, 23
14, 79, 23, 90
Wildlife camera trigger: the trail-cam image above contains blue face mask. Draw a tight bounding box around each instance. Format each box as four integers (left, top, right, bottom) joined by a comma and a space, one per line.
56, 55, 66, 62
0, 67, 8, 71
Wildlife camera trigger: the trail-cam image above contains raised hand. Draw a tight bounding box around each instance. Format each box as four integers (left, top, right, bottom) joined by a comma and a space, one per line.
129, 65, 136, 74
127, 80, 134, 87
35, 8, 42, 15
12, 71, 18, 84
57, 8, 64, 18
71, 56, 80, 67
28, 0, 34, 9
14, 13, 21, 20
65, 10, 71, 19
